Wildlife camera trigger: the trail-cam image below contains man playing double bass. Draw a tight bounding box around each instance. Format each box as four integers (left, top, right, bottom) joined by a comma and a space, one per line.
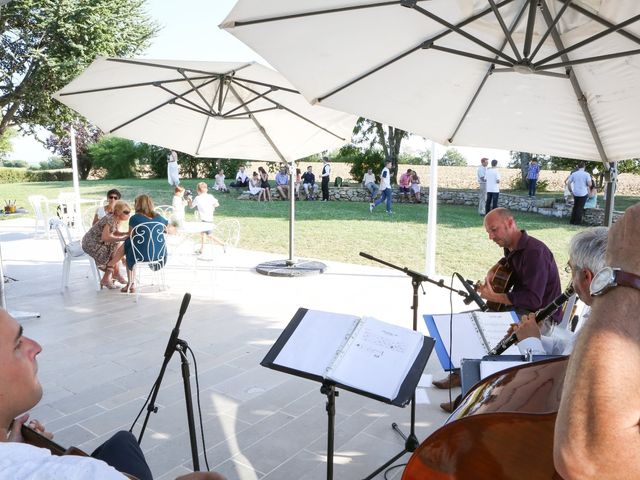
433, 208, 561, 408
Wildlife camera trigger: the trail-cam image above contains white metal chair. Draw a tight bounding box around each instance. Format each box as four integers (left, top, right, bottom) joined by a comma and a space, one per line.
128, 222, 168, 301
28, 195, 54, 238
215, 219, 241, 249
154, 205, 174, 218
51, 219, 101, 292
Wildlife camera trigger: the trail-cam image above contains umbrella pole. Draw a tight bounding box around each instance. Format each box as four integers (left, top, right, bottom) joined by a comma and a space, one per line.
288, 162, 295, 264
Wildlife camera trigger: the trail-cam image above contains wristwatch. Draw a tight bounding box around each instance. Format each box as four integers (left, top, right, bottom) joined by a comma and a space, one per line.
590, 267, 640, 296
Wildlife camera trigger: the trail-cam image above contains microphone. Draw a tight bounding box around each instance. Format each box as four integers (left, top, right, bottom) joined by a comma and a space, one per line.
455, 272, 487, 312
163, 293, 191, 359
488, 284, 575, 355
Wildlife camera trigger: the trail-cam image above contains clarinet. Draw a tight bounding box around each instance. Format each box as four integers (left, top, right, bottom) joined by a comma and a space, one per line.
488, 283, 575, 356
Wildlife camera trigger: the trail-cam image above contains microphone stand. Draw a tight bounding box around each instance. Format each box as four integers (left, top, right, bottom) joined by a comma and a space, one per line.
135, 293, 201, 471
359, 252, 468, 480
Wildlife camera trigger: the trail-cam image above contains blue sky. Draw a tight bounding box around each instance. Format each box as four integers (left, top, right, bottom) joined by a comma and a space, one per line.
9, 1, 509, 166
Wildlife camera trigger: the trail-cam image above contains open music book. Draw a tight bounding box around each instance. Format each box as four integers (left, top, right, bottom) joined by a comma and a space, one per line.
262, 309, 433, 406
424, 310, 519, 370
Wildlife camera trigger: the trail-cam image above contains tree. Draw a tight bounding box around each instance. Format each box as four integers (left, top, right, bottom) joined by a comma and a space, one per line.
88, 137, 139, 179
438, 148, 467, 166
0, 0, 158, 137
45, 121, 101, 179
0, 127, 16, 162
352, 118, 409, 184
338, 144, 385, 183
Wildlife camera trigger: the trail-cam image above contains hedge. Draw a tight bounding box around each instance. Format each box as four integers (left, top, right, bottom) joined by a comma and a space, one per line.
0, 168, 74, 183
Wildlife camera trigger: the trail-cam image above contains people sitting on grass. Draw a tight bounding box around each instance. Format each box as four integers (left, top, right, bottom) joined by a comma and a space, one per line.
258, 166, 271, 202
398, 168, 412, 203
230, 166, 250, 189
188, 182, 225, 254
302, 165, 319, 200
275, 166, 289, 200
122, 194, 176, 294
213, 169, 229, 193
248, 171, 264, 200
82, 200, 130, 289
92, 188, 121, 225
362, 168, 379, 202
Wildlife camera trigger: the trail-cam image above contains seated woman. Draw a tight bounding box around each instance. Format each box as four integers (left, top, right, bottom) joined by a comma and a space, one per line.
92, 189, 122, 225
258, 166, 271, 202
248, 171, 264, 200
122, 194, 176, 293
82, 200, 130, 289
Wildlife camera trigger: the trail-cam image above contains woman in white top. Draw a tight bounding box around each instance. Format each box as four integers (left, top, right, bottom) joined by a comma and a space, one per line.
248, 171, 264, 200
92, 189, 121, 225
214, 169, 229, 192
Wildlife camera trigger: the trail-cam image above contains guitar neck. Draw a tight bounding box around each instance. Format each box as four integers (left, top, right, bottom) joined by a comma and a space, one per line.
21, 424, 68, 456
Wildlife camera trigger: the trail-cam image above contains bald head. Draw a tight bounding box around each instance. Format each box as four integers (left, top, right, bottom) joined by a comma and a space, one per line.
484, 208, 521, 250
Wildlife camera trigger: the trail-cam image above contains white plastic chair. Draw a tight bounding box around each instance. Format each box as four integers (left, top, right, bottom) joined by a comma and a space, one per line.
28, 195, 54, 238
128, 222, 168, 301
51, 219, 101, 292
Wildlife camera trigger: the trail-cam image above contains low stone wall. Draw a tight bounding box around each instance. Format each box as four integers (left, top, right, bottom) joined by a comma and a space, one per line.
238, 186, 620, 225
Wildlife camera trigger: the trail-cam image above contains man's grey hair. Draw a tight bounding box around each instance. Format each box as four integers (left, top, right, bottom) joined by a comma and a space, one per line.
569, 226, 608, 273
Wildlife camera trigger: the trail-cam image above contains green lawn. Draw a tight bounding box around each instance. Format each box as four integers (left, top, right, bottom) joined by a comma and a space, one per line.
4, 178, 632, 284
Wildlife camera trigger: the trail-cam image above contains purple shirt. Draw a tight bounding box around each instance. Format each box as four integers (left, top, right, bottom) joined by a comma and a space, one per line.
504, 231, 562, 322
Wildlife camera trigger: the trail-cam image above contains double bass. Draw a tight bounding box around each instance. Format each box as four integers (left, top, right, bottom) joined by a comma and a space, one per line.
402, 357, 568, 479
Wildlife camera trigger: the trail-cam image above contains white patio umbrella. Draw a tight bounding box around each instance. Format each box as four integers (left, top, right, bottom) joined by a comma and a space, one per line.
54, 57, 356, 273
221, 0, 640, 224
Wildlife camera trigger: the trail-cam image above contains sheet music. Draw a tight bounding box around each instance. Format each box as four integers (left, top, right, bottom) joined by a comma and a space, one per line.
273, 310, 359, 377
326, 317, 424, 401
428, 312, 488, 369
473, 311, 520, 354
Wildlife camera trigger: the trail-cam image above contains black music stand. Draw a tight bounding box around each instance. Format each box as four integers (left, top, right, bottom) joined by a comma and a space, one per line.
262, 308, 434, 480
358, 252, 468, 480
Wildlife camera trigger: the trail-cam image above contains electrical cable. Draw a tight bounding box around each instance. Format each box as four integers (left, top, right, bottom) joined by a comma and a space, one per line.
187, 344, 211, 472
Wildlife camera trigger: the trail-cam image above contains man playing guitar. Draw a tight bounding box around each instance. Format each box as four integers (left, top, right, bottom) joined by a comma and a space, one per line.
433, 208, 561, 410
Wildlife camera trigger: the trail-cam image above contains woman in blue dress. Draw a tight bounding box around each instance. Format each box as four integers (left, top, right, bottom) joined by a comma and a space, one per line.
122, 194, 175, 293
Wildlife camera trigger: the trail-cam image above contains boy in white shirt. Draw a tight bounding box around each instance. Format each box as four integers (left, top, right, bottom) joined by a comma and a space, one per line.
188, 182, 224, 254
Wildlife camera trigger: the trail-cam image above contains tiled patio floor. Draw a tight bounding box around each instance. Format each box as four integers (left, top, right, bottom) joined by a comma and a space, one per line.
2, 218, 468, 479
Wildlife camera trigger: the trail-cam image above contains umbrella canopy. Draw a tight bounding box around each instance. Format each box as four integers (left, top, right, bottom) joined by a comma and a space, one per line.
54, 57, 357, 269
54, 57, 356, 161
221, 1, 640, 164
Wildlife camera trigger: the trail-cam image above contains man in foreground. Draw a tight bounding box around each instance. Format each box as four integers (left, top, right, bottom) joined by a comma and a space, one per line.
0, 308, 224, 479
554, 203, 640, 479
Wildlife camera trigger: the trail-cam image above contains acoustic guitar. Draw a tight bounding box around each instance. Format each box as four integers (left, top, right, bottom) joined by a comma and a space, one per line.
401, 356, 568, 479
483, 259, 514, 311
21, 424, 139, 480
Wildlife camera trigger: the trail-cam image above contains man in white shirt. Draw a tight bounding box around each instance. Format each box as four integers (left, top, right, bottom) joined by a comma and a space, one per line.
362, 168, 379, 202
188, 182, 224, 254
477, 157, 488, 215
370, 161, 393, 214
484, 159, 500, 214
230, 166, 249, 189
566, 162, 592, 225
0, 308, 225, 480
512, 227, 607, 355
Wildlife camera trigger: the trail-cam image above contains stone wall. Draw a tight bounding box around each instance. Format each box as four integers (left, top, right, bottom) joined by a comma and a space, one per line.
238, 186, 620, 225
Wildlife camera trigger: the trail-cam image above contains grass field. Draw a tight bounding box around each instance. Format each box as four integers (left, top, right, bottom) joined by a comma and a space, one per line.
3, 177, 636, 284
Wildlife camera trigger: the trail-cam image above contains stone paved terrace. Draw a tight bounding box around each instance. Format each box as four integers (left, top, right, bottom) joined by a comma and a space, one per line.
1, 217, 473, 479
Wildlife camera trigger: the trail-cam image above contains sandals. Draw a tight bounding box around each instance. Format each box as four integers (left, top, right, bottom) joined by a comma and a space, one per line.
120, 284, 136, 294
113, 270, 127, 285
100, 267, 118, 290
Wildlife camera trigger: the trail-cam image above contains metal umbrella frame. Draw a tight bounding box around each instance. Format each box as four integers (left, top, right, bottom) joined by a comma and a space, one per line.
54, 57, 357, 274
222, 0, 640, 224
